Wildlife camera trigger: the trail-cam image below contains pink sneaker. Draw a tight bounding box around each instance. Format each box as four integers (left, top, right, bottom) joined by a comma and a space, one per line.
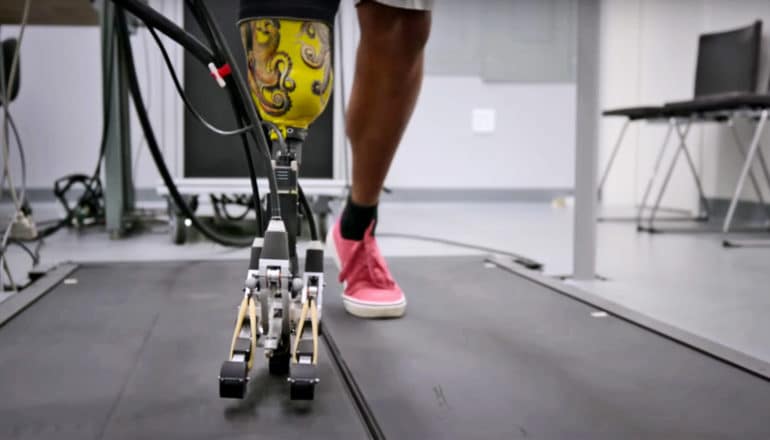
327, 219, 406, 318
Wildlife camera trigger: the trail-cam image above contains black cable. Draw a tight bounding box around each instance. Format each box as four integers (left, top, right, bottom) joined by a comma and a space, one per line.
37, 13, 118, 240
118, 8, 252, 247
150, 27, 264, 232
166, 1, 266, 230
6, 239, 39, 265
93, 13, 119, 179
34, 13, 118, 243
184, 0, 217, 53
110, 2, 265, 234
1, 235, 42, 293
31, 220, 67, 240
209, 194, 223, 222
34, 18, 117, 241
52, 174, 105, 226
3, 235, 43, 291
48, 20, 116, 234
31, 172, 105, 240
239, 131, 264, 231
258, 121, 317, 240
375, 232, 545, 271
186, 0, 276, 219
146, 26, 253, 137
32, 17, 114, 239
298, 185, 318, 241
220, 194, 252, 221
5, 112, 26, 204
32, 237, 43, 261
111, 0, 215, 64
210, 194, 253, 223
33, 218, 64, 227
190, 0, 281, 219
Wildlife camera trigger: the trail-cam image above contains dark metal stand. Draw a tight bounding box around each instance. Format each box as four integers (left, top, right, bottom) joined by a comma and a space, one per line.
99, 0, 135, 238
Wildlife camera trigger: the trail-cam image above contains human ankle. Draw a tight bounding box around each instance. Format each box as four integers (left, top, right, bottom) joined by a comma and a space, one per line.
340, 196, 377, 240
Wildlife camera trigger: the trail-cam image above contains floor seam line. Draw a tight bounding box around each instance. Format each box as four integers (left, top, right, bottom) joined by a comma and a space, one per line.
94, 308, 163, 440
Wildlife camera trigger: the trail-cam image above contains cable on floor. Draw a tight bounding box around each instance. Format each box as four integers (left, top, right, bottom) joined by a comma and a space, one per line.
375, 232, 544, 271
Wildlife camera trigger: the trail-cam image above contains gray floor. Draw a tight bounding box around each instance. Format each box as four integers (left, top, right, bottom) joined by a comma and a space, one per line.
0, 262, 368, 440
2, 201, 770, 368
3, 258, 769, 439
323, 256, 770, 439
585, 222, 770, 368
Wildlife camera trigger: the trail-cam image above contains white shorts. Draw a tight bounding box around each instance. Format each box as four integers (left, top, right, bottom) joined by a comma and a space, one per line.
355, 0, 433, 11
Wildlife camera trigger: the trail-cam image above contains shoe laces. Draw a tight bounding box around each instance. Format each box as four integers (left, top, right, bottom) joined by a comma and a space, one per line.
338, 232, 395, 288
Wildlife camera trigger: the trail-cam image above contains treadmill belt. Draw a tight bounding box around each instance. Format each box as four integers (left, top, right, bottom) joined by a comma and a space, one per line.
323, 256, 770, 440
0, 262, 367, 440
1, 258, 769, 439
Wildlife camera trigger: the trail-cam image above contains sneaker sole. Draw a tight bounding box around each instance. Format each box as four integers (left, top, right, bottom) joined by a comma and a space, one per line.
342, 296, 406, 318
326, 226, 407, 319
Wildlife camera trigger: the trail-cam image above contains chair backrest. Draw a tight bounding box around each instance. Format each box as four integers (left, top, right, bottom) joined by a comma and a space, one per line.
693, 21, 761, 97
1, 38, 20, 103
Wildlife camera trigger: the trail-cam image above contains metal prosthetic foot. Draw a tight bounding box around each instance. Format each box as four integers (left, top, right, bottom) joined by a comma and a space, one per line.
219, 236, 263, 399
219, 220, 292, 398
218, 279, 260, 399
288, 242, 324, 400
219, 123, 325, 400
260, 220, 292, 377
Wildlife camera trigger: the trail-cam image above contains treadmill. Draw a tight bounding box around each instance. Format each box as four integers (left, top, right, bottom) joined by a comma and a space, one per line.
0, 257, 768, 439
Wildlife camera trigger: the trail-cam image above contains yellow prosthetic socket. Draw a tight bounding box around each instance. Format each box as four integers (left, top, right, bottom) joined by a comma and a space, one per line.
240, 18, 333, 133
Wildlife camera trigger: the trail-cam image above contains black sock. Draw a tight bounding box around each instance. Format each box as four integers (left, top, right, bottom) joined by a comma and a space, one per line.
340, 197, 377, 240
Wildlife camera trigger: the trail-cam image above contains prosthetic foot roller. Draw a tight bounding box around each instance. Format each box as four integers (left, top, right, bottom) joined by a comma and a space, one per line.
219, 16, 332, 401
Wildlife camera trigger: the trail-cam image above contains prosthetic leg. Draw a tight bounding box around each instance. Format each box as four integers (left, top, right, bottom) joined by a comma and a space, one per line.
219, 17, 332, 401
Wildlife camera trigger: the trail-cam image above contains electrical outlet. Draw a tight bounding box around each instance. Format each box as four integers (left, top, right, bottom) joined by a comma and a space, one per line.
471, 108, 496, 134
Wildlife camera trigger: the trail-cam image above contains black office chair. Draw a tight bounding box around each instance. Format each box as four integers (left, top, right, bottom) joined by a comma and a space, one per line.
599, 21, 762, 229
664, 40, 770, 245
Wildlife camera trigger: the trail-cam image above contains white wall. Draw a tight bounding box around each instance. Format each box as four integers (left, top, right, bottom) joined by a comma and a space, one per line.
389, 77, 575, 189
1, 0, 181, 192
599, 0, 770, 209
338, 1, 577, 191
6, 1, 576, 199
2, 24, 104, 188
